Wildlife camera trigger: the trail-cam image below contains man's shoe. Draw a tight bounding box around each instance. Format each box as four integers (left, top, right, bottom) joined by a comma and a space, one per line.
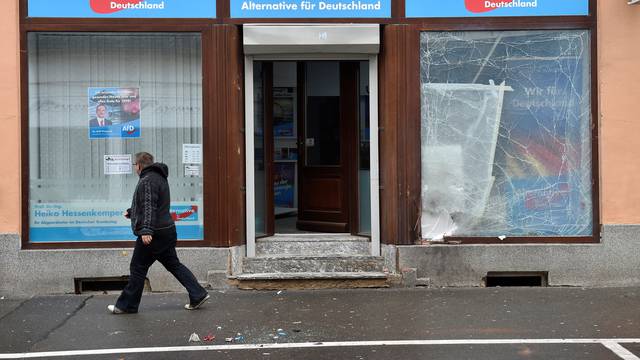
185, 294, 210, 310
107, 305, 125, 314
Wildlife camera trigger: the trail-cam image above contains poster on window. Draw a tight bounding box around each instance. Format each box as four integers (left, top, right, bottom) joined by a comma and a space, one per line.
499, 53, 592, 235
273, 87, 295, 137
29, 201, 203, 242
104, 154, 132, 175
88, 87, 141, 139
273, 162, 295, 208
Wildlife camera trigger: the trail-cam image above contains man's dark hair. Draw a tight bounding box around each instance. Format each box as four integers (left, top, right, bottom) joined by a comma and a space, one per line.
135, 152, 154, 169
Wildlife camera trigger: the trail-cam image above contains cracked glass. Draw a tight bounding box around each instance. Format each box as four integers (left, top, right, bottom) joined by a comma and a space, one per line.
420, 30, 593, 239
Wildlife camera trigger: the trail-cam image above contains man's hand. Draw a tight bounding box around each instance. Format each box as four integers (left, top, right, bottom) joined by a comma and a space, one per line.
142, 235, 152, 245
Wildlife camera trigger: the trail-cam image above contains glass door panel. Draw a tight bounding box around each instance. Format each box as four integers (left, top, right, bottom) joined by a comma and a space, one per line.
304, 61, 341, 167
253, 61, 267, 237
358, 61, 371, 235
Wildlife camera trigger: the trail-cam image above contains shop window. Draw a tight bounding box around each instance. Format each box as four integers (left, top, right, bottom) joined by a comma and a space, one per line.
420, 30, 592, 239
27, 33, 203, 243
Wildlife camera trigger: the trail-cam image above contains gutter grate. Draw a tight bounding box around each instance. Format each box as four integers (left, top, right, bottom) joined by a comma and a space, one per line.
485, 272, 548, 287
74, 276, 143, 294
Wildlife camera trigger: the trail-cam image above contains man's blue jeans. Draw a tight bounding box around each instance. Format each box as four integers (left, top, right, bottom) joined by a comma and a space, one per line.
115, 226, 207, 313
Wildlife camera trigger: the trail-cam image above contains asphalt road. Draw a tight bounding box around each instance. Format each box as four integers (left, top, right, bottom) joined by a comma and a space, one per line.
2, 287, 640, 359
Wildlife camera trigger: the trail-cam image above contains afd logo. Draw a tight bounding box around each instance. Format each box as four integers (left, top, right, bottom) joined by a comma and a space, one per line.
90, 0, 165, 14
121, 124, 138, 135
170, 206, 199, 222
465, 0, 537, 13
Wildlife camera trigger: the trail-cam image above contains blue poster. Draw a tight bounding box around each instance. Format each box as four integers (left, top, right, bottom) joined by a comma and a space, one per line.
498, 54, 592, 236
29, 202, 204, 242
231, 0, 391, 18
406, 0, 589, 18
273, 162, 295, 208
28, 0, 216, 18
88, 87, 141, 139
273, 87, 295, 137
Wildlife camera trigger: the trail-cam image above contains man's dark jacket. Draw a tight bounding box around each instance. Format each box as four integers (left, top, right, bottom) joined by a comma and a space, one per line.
89, 118, 113, 127
128, 163, 175, 237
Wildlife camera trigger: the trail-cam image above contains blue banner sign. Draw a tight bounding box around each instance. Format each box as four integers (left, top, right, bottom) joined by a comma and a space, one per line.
28, 0, 216, 18
231, 0, 391, 18
406, 0, 589, 18
30, 202, 204, 242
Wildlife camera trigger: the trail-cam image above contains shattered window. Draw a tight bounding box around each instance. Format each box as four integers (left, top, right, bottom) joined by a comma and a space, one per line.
420, 30, 592, 240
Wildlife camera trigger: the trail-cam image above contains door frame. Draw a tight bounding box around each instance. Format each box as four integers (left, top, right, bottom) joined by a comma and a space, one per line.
244, 54, 380, 257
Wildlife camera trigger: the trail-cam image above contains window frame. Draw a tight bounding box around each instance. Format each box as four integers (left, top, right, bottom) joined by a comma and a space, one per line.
404, 1, 600, 244
19, 14, 222, 249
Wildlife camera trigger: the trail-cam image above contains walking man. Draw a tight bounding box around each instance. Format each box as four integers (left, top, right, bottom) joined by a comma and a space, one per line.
108, 152, 209, 314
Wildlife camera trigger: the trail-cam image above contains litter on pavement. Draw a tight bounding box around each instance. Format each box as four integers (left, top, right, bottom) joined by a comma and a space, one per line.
188, 333, 201, 343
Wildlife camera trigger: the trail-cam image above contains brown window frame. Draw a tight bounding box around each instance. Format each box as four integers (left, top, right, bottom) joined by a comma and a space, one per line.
399, 0, 600, 245
17, 1, 236, 250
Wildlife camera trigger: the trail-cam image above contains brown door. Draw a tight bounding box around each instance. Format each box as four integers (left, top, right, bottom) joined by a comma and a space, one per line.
296, 61, 359, 233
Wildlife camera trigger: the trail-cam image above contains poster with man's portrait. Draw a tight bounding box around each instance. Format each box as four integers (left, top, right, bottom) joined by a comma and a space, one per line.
88, 87, 141, 139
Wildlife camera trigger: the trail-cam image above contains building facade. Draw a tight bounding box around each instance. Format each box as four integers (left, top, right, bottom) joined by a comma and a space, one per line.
1, 0, 639, 296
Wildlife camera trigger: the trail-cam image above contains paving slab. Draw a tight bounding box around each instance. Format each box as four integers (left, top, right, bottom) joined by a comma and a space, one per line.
1, 288, 640, 359
0, 295, 91, 353
0, 298, 26, 320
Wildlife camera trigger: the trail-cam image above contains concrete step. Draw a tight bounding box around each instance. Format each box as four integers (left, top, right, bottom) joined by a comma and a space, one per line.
242, 255, 385, 274
256, 234, 371, 256
235, 272, 388, 280
232, 271, 389, 290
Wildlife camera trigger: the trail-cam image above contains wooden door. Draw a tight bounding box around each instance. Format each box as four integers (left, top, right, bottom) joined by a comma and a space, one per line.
296, 61, 359, 233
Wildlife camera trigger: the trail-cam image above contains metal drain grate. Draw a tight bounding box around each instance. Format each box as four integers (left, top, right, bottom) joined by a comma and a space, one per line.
74, 276, 136, 294
485, 272, 548, 287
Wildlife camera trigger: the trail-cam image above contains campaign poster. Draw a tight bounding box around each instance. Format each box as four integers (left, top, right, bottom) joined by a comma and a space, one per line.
273, 162, 295, 208
29, 201, 204, 242
273, 87, 295, 137
88, 87, 141, 139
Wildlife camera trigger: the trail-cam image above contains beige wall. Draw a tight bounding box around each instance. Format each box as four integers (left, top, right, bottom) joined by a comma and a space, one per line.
599, 0, 640, 224
0, 2, 638, 236
0, 0, 20, 234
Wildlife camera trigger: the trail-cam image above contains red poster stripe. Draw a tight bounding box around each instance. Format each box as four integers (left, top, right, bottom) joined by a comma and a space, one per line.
90, 0, 144, 14
465, 0, 515, 13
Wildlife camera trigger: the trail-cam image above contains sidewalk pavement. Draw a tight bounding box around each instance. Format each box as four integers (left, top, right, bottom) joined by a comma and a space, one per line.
1, 287, 640, 359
